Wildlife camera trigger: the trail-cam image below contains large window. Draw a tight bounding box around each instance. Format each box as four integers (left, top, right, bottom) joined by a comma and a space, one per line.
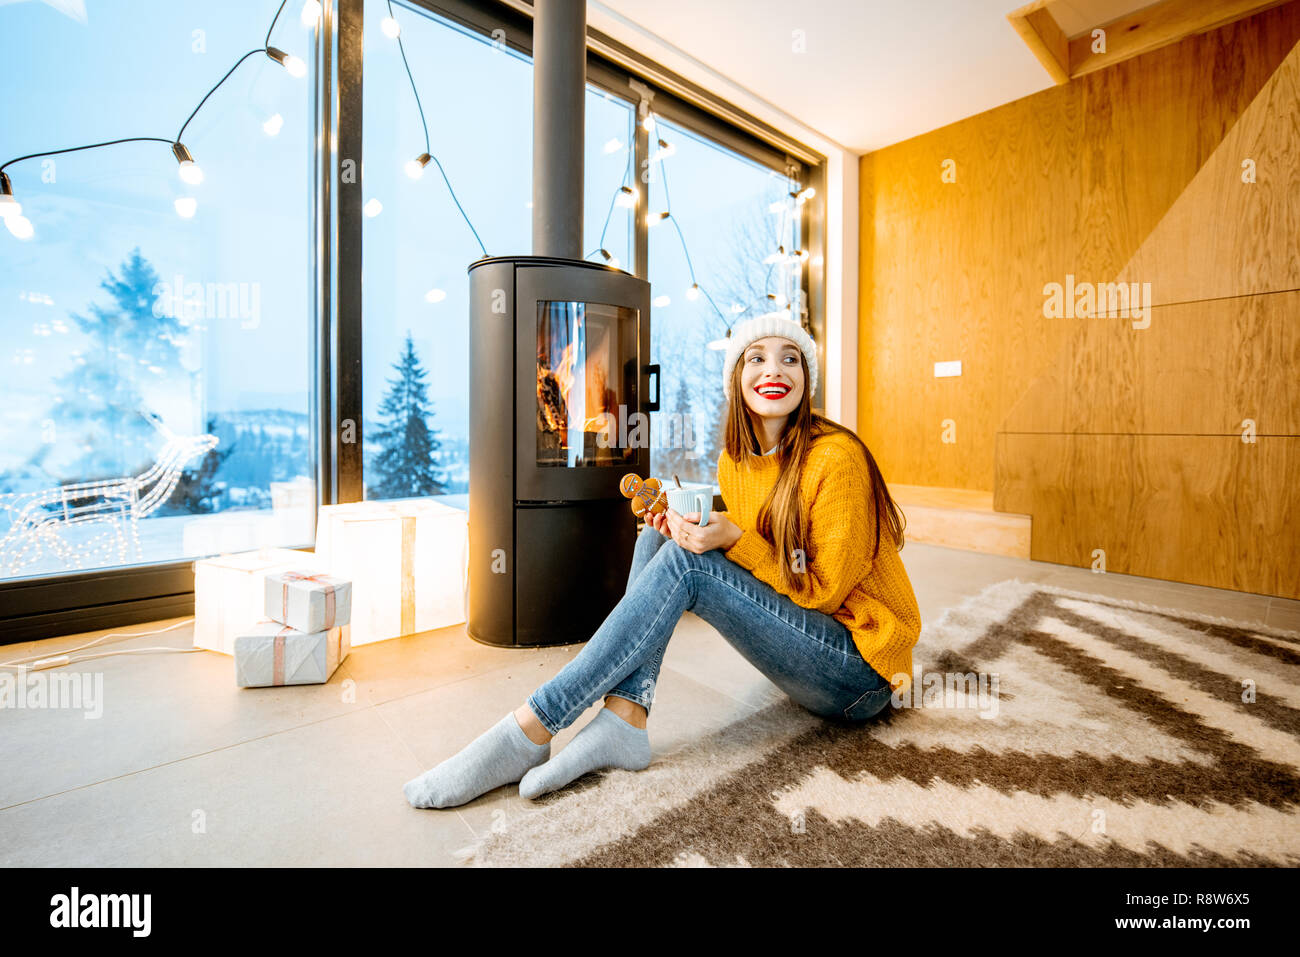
0, 0, 317, 583
0, 0, 820, 635
359, 0, 532, 507
360, 0, 636, 507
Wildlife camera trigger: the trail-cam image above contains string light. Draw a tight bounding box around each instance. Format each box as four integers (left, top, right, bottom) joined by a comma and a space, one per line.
171, 143, 204, 185
603, 137, 623, 154
590, 110, 735, 334
424, 288, 447, 303
174, 197, 198, 219
651, 137, 675, 162
381, 15, 402, 39
387, 0, 489, 258
300, 0, 322, 26
1, 0, 307, 237
266, 46, 307, 78
405, 152, 432, 179
363, 198, 383, 217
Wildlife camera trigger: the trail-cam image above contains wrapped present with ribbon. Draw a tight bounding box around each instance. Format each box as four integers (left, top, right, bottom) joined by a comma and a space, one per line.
264, 570, 352, 634
194, 548, 325, 656
234, 619, 351, 688
314, 498, 467, 646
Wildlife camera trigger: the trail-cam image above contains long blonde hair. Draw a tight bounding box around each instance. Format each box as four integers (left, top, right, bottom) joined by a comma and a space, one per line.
723, 354, 905, 595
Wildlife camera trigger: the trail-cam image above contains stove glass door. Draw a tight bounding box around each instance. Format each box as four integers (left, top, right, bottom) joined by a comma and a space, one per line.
535, 300, 638, 469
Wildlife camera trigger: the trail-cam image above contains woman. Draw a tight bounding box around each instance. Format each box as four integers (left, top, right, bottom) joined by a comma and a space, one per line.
405, 313, 921, 809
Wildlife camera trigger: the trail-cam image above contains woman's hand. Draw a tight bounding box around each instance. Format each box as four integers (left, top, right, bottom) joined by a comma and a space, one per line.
645, 509, 671, 537
664, 508, 743, 554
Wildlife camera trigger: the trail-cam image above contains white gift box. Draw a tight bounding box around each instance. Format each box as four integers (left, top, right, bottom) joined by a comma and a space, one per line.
234, 619, 350, 688
314, 498, 468, 646
193, 548, 324, 655
264, 570, 352, 633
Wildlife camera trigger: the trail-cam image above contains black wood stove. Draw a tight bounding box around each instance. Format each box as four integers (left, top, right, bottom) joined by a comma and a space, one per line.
466, 0, 654, 646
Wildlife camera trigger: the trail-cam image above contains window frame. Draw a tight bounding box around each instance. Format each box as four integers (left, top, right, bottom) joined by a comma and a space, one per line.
0, 0, 826, 643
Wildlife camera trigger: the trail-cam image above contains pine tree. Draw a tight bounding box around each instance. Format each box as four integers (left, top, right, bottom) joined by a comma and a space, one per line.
368, 331, 446, 499
52, 248, 187, 480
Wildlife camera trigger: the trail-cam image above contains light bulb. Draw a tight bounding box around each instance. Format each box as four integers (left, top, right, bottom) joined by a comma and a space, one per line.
653, 295, 671, 308
424, 288, 446, 303
768, 200, 786, 214
608, 257, 620, 269
796, 186, 816, 203
263, 113, 284, 136
730, 303, 745, 314
405, 152, 431, 179
646, 211, 669, 229
172, 143, 204, 185
381, 16, 401, 38
686, 284, 700, 301
706, 337, 728, 351
267, 47, 308, 78
603, 137, 623, 154
363, 198, 383, 217
6, 214, 34, 240
300, 0, 322, 26
174, 197, 198, 219
642, 113, 656, 133
615, 185, 637, 208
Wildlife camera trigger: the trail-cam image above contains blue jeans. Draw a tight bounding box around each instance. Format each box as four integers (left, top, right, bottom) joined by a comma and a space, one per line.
525, 523, 895, 735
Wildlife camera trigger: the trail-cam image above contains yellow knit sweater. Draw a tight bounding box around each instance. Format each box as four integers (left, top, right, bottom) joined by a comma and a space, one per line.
716, 422, 921, 692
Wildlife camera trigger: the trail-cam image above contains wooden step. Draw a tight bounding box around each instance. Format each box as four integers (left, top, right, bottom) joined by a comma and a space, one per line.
888, 484, 1031, 559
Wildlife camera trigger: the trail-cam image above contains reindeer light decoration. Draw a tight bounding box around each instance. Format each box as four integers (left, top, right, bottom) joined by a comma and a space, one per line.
0, 412, 218, 576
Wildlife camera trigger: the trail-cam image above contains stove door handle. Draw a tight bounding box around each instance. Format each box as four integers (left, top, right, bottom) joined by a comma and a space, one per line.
645, 364, 661, 413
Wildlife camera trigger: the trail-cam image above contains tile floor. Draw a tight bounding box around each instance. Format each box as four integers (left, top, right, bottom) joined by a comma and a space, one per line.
2, 543, 1296, 866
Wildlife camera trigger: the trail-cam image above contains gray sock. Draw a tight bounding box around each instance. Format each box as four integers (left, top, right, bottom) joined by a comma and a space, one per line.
519, 707, 651, 800
404, 712, 551, 809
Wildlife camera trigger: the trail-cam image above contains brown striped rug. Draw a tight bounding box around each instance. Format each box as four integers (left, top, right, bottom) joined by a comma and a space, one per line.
454, 580, 1300, 867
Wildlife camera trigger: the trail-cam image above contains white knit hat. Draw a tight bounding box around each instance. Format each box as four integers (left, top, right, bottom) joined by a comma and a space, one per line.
721, 312, 818, 402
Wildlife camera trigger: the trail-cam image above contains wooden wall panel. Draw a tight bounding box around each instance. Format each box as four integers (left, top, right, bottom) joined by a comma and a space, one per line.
857, 3, 1300, 491
1003, 291, 1300, 435
995, 434, 1300, 598
1111, 37, 1300, 305
858, 3, 1300, 597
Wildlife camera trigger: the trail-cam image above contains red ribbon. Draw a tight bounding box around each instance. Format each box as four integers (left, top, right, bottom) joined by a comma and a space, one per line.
280, 572, 336, 629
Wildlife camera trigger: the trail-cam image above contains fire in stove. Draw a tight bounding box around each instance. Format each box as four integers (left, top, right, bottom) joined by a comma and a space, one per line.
536, 301, 626, 466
